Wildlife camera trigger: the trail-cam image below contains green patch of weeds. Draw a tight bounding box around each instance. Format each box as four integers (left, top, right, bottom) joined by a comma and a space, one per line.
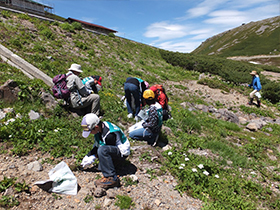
52, 193, 62, 200
115, 195, 135, 209
84, 195, 93, 203
122, 177, 138, 187
146, 169, 157, 180
0, 195, 19, 208
139, 152, 152, 162
239, 105, 275, 118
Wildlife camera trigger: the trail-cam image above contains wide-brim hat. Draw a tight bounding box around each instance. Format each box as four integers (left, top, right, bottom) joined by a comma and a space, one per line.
250, 71, 257, 76
68, 63, 83, 73
81, 113, 100, 138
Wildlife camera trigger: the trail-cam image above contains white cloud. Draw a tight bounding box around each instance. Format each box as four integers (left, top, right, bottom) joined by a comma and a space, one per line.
205, 10, 247, 26
186, 0, 229, 18
144, 21, 189, 42
155, 40, 201, 53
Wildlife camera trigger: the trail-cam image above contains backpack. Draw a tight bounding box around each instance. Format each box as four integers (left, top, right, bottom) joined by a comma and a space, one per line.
52, 74, 71, 100
154, 84, 169, 101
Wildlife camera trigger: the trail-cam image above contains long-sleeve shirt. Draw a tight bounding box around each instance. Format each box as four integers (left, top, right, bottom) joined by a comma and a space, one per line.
249, 75, 262, 91
142, 102, 163, 133
66, 71, 92, 108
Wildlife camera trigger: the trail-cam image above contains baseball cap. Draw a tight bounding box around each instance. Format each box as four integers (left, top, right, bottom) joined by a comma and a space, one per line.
143, 89, 155, 100
81, 113, 100, 138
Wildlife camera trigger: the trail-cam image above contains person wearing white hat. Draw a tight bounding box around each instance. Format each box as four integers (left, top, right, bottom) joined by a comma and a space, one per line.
66, 63, 100, 115
80, 113, 130, 189
248, 70, 262, 107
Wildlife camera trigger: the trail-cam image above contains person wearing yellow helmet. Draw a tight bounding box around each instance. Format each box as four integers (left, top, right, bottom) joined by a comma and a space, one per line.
129, 89, 163, 146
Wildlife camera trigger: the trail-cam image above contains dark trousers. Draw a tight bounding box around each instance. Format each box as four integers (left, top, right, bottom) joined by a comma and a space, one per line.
97, 145, 126, 177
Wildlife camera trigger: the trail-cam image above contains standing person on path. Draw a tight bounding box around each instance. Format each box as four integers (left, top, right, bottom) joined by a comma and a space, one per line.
80, 113, 130, 189
129, 89, 163, 146
124, 77, 149, 119
248, 70, 262, 108
66, 64, 100, 115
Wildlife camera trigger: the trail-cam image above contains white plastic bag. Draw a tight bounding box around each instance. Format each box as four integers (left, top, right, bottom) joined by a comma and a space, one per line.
48, 161, 78, 195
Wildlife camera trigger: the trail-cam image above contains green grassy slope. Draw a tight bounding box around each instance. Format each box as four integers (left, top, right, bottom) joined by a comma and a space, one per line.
192, 16, 280, 57
1, 10, 280, 210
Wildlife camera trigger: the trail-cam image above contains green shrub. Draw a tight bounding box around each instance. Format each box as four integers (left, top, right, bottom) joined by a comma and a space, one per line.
60, 23, 74, 32
71, 22, 82, 30
262, 81, 280, 103
33, 44, 46, 52
115, 195, 134, 209
40, 29, 55, 40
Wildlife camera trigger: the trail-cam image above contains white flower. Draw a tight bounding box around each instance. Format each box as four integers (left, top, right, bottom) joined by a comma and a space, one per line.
4, 118, 16, 125
185, 157, 189, 161
198, 164, 204, 169
16, 113, 22, 119
38, 129, 44, 133
179, 166, 184, 169
215, 174, 219, 178
250, 171, 257, 175
192, 168, 197, 172
203, 171, 209, 176
168, 151, 172, 156
183, 153, 187, 156
180, 163, 185, 167
9, 135, 12, 138
54, 129, 59, 132
9, 118, 15, 122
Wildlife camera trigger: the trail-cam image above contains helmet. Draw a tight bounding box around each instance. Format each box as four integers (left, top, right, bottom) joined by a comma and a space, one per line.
143, 89, 155, 100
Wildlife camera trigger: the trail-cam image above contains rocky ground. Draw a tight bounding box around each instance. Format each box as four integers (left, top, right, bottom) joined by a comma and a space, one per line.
0, 142, 203, 210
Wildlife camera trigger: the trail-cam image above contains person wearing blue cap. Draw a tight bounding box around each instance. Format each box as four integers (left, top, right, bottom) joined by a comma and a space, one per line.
80, 113, 130, 189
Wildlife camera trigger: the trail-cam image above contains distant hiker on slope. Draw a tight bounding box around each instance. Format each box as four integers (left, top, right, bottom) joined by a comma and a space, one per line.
248, 70, 262, 108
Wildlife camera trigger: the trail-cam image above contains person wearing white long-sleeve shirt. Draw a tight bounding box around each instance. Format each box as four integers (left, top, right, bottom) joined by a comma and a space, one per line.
66, 63, 100, 115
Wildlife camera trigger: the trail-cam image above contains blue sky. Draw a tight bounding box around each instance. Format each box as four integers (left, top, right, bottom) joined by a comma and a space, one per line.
36, 0, 279, 53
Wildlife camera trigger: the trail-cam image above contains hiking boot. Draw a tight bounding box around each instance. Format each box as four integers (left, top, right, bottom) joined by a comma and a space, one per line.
127, 113, 133, 118
247, 98, 253, 105
94, 176, 120, 189
257, 100, 261, 108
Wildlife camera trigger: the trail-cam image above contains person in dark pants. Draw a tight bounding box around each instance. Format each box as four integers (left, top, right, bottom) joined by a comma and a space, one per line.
124, 77, 149, 119
129, 89, 163, 146
81, 113, 130, 189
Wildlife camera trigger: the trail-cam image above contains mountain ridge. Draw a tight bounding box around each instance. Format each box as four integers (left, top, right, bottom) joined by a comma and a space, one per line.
192, 15, 280, 57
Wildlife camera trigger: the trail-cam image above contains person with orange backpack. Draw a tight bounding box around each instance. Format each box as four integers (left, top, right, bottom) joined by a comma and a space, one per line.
150, 84, 171, 120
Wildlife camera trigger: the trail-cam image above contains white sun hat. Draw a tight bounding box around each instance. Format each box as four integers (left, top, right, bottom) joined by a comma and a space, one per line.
68, 63, 83, 73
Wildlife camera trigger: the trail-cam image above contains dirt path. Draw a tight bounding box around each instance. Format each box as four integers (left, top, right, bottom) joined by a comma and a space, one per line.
227, 55, 280, 61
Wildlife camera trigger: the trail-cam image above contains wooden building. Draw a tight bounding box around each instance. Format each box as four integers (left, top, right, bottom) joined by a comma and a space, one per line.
67, 17, 117, 35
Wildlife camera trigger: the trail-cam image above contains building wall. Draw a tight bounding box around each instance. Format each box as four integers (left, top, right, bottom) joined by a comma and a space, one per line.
12, 0, 45, 14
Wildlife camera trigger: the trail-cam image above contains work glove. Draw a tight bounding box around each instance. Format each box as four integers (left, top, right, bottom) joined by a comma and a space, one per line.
81, 155, 96, 167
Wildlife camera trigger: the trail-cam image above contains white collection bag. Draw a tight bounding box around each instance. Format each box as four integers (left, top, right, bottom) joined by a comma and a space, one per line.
48, 161, 78, 195
34, 161, 78, 195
